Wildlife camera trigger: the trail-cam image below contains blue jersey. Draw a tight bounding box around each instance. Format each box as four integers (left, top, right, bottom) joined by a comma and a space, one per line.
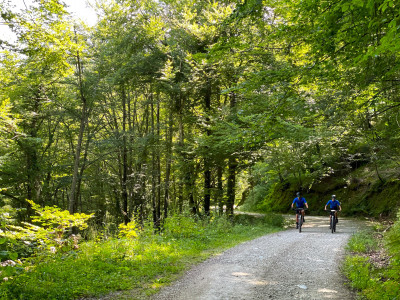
326, 199, 340, 210
292, 197, 307, 208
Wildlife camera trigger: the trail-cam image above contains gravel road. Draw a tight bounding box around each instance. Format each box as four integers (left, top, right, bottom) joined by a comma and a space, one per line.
152, 216, 360, 300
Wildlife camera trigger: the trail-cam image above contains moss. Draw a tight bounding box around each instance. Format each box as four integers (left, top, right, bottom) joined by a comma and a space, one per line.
257, 164, 400, 218
364, 181, 400, 216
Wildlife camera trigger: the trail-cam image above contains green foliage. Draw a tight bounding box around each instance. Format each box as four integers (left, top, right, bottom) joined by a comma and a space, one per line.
242, 184, 271, 212
344, 223, 400, 299
1, 0, 400, 296
343, 254, 400, 299
163, 214, 206, 238
234, 213, 284, 228
0, 201, 92, 284
0, 201, 93, 258
263, 213, 285, 228
346, 230, 377, 253
0, 99, 17, 139
0, 215, 283, 299
118, 221, 138, 239
0, 205, 31, 261
385, 209, 400, 257
343, 255, 372, 290
27, 200, 93, 232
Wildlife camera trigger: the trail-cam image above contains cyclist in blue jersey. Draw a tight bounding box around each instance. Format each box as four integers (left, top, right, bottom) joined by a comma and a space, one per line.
324, 195, 341, 224
291, 192, 308, 228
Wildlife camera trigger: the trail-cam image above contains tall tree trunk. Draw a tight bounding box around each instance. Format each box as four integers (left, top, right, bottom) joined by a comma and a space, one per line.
188, 169, 196, 214
131, 97, 144, 222
226, 93, 237, 218
24, 94, 42, 207
76, 130, 91, 212
217, 165, 223, 216
127, 86, 135, 220
203, 78, 212, 215
26, 133, 40, 202
163, 108, 173, 220
151, 94, 159, 229
137, 99, 150, 226
226, 158, 237, 217
69, 50, 87, 214
121, 85, 129, 224
178, 111, 185, 213
41, 120, 58, 205
156, 97, 161, 223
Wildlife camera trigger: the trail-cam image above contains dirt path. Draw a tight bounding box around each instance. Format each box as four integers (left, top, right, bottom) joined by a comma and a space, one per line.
152, 216, 360, 300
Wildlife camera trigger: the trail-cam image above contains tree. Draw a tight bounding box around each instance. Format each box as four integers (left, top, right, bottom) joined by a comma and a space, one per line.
0, 0, 80, 215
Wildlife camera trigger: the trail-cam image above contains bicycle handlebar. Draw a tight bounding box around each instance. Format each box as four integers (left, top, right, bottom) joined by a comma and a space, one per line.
292, 207, 308, 211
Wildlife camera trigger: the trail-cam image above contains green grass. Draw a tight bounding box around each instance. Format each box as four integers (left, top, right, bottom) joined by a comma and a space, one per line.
346, 230, 377, 253
0, 214, 284, 300
343, 222, 400, 300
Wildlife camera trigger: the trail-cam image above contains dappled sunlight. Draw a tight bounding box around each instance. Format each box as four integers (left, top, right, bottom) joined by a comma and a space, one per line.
249, 279, 273, 286
232, 272, 251, 276
317, 288, 341, 298
318, 288, 338, 294
303, 222, 330, 228
286, 216, 356, 235
231, 272, 277, 286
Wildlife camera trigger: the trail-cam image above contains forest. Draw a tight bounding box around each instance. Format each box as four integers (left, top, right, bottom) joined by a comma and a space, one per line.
0, 0, 400, 299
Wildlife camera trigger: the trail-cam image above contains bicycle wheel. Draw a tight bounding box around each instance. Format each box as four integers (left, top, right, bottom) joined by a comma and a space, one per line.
333, 215, 336, 232
331, 215, 335, 233
299, 214, 302, 233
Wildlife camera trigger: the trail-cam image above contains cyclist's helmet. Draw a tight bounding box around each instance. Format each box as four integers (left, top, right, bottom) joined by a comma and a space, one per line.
296, 192, 301, 197
332, 195, 336, 199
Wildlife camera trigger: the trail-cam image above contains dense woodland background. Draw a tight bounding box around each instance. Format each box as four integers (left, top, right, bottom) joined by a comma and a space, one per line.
1, 1, 400, 299
1, 0, 400, 228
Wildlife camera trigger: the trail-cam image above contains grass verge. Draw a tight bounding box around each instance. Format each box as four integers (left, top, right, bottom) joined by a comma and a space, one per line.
0, 213, 284, 300
343, 219, 400, 300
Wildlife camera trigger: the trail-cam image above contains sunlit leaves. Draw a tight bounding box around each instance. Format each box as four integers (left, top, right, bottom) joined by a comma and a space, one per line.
27, 200, 94, 231
118, 221, 138, 239
0, 99, 15, 136
9, 1, 79, 81
0, 200, 93, 256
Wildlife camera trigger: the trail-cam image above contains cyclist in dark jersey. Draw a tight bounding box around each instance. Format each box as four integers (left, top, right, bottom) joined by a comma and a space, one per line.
291, 192, 308, 228
324, 195, 341, 223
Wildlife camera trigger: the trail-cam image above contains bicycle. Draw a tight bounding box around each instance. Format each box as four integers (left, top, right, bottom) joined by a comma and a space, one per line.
328, 209, 338, 233
293, 207, 307, 233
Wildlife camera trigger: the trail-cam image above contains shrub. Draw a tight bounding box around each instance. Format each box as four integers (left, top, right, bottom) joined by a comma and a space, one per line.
207, 216, 232, 234
233, 213, 284, 228
163, 215, 205, 239
263, 213, 285, 228
343, 255, 371, 290
0, 201, 94, 283
118, 221, 138, 239
0, 206, 32, 261
1, 201, 93, 259
1, 200, 93, 254
346, 230, 377, 253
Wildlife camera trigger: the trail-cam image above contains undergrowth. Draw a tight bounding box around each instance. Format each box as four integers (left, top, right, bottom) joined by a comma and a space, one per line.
0, 213, 283, 299
343, 212, 400, 300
